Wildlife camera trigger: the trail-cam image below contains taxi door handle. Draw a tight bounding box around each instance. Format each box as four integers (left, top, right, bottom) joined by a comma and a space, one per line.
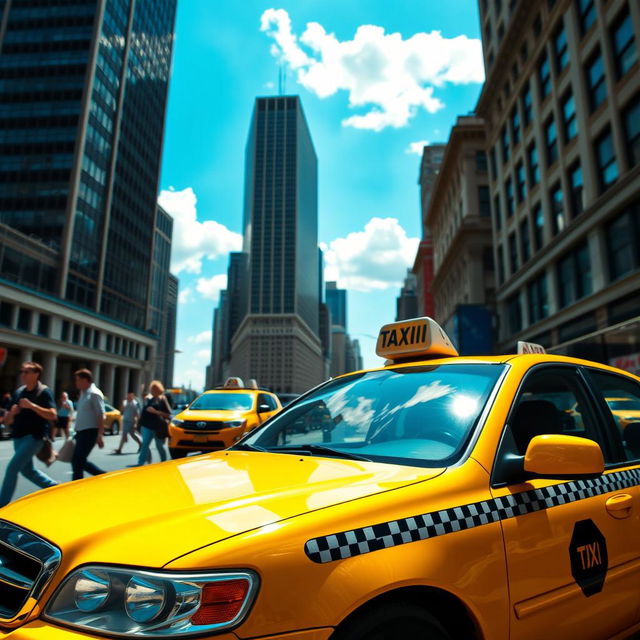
606, 494, 633, 519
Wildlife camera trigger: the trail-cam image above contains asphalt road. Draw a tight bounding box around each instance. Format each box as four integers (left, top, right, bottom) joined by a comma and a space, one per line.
0, 432, 164, 504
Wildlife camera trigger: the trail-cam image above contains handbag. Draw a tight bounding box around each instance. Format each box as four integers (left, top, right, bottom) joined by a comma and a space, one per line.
156, 417, 170, 440
56, 438, 76, 463
36, 437, 57, 466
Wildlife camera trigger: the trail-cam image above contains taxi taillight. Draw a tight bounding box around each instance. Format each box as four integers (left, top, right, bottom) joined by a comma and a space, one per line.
190, 579, 250, 626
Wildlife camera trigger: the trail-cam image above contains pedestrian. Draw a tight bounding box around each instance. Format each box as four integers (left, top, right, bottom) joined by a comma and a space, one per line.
114, 391, 142, 454
0, 362, 58, 508
72, 369, 106, 480
55, 391, 73, 440
1, 391, 12, 411
137, 380, 171, 466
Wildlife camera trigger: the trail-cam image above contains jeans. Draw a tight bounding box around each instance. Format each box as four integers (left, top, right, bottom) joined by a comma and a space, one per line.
137, 426, 167, 466
0, 436, 58, 507
72, 429, 106, 481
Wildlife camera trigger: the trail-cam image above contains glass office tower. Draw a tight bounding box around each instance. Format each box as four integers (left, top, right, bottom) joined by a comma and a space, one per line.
0, 0, 177, 401
0, 0, 176, 329
230, 96, 323, 394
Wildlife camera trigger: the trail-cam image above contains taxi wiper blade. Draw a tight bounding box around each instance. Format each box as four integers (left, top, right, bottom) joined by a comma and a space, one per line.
267, 444, 371, 462
233, 443, 268, 452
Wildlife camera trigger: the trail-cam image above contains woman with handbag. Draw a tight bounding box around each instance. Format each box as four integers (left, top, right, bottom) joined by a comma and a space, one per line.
136, 380, 171, 466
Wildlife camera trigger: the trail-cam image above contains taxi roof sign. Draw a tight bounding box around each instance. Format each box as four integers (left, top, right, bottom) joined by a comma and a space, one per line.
376, 317, 459, 361
224, 376, 244, 389
517, 341, 546, 354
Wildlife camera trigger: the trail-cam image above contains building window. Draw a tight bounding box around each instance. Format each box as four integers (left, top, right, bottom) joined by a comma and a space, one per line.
511, 108, 521, 145
93, 330, 101, 350
586, 51, 606, 112
568, 163, 584, 218
62, 320, 70, 342
606, 205, 640, 280
595, 129, 618, 192
550, 183, 566, 234
0, 302, 13, 327
509, 232, 518, 273
516, 161, 526, 202
557, 242, 592, 308
17, 308, 31, 332
527, 144, 540, 186
476, 151, 488, 173
502, 126, 510, 163
478, 186, 491, 216
490, 147, 497, 177
554, 24, 569, 73
528, 273, 549, 324
623, 94, 640, 167
497, 246, 505, 284
72, 324, 81, 344
545, 117, 558, 166
520, 218, 531, 263
562, 92, 577, 142
494, 194, 502, 230
521, 83, 533, 127
37, 314, 50, 337
578, 0, 596, 36
611, 10, 637, 79
506, 177, 515, 217
508, 293, 522, 333
533, 202, 544, 250
538, 53, 551, 100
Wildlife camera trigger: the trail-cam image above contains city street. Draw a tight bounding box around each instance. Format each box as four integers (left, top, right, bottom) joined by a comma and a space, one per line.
0, 433, 165, 503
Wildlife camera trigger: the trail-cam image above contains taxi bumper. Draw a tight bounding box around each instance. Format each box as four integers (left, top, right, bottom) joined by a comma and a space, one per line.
0, 621, 332, 640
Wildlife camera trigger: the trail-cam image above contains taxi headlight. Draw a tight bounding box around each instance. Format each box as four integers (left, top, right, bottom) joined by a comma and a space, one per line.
171, 419, 184, 428
45, 566, 258, 637
223, 420, 245, 428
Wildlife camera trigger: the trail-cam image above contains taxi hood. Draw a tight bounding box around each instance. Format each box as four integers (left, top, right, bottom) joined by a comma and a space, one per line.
1, 452, 444, 569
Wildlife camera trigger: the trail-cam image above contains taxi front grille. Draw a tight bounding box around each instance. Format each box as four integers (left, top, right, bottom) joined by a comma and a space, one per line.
0, 521, 61, 621
182, 420, 226, 431
177, 439, 225, 449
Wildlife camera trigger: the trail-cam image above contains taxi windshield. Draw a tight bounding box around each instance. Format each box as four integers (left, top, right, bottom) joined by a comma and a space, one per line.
240, 364, 505, 467
189, 392, 254, 411
607, 399, 640, 411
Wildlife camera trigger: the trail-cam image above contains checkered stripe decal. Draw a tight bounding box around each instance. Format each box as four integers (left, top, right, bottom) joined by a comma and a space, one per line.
304, 468, 640, 564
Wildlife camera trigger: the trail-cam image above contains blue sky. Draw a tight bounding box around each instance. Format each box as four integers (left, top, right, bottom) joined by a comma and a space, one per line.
159, 0, 484, 390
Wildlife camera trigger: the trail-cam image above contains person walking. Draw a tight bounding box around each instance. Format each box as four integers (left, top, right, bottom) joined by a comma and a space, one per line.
114, 391, 142, 454
72, 369, 106, 480
137, 380, 171, 466
0, 362, 58, 508
55, 391, 73, 440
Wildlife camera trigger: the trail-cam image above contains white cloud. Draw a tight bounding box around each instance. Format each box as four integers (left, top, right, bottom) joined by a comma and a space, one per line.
321, 217, 419, 292
195, 274, 227, 302
260, 9, 484, 131
188, 330, 213, 345
158, 187, 242, 274
406, 140, 429, 155
178, 287, 193, 304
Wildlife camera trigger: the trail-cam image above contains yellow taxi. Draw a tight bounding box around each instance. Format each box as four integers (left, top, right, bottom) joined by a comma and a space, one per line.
3, 317, 640, 640
103, 403, 121, 436
604, 397, 640, 430
167, 378, 281, 459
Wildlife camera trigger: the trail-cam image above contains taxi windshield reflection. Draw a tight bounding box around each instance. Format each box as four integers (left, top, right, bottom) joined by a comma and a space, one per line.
239, 364, 505, 467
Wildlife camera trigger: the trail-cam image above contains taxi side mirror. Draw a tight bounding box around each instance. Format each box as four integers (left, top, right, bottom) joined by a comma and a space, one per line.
524, 434, 604, 479
258, 403, 271, 413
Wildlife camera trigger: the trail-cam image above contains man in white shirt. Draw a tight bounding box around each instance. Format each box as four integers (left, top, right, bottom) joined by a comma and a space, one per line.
72, 369, 106, 481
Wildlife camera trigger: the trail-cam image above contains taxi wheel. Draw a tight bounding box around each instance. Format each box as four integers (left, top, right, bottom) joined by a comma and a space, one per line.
332, 602, 451, 640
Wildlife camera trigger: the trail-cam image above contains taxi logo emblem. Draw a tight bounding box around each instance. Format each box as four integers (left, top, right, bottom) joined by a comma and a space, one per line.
569, 519, 608, 596
197, 421, 207, 429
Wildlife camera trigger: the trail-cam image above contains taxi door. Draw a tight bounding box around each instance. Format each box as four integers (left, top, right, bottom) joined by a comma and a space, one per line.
491, 365, 640, 640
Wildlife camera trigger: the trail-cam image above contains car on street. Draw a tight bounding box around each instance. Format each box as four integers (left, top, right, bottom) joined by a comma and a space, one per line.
102, 403, 121, 435
2, 317, 640, 640
167, 379, 281, 458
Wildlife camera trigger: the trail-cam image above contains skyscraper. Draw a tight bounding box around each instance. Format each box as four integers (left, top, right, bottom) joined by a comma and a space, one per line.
229, 96, 323, 394
0, 0, 177, 400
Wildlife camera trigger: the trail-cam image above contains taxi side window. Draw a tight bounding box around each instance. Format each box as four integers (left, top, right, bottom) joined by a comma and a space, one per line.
258, 394, 276, 411
587, 370, 640, 462
507, 367, 601, 456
